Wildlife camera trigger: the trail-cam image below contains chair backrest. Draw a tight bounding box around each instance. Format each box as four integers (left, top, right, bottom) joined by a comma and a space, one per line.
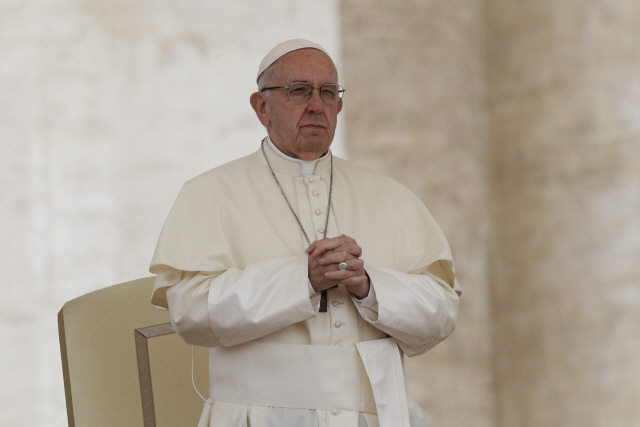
58, 277, 208, 427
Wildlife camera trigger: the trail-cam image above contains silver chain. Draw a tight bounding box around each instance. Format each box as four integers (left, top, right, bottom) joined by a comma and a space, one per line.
261, 141, 333, 246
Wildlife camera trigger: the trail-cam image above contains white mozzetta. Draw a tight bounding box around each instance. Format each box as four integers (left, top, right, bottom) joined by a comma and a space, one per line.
150, 141, 460, 426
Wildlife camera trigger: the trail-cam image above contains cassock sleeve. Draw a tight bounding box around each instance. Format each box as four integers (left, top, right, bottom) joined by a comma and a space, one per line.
149, 177, 321, 348
351, 262, 460, 357
165, 256, 321, 348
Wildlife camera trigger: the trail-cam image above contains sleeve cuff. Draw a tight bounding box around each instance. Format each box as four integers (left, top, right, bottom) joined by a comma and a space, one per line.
308, 279, 317, 297
352, 279, 378, 313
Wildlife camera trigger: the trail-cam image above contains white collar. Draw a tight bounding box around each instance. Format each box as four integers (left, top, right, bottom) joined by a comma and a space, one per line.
267, 137, 329, 176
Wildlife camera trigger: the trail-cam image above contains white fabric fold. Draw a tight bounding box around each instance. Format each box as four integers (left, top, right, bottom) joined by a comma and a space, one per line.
208, 338, 409, 427
206, 255, 314, 347
209, 341, 377, 414
197, 399, 213, 427
356, 338, 410, 427
359, 268, 459, 356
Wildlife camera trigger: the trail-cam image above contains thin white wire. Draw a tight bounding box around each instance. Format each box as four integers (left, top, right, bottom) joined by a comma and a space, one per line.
191, 345, 207, 402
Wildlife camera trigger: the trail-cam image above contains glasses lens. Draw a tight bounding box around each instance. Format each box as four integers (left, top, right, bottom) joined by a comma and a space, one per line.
285, 83, 344, 104
287, 83, 312, 102
320, 84, 342, 104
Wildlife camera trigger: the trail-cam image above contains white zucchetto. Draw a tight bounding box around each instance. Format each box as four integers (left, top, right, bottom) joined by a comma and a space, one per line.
257, 39, 331, 83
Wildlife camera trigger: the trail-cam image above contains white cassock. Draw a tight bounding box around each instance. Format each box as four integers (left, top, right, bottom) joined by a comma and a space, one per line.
150, 140, 461, 427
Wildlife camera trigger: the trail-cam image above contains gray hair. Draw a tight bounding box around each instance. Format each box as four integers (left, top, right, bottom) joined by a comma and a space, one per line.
257, 63, 276, 93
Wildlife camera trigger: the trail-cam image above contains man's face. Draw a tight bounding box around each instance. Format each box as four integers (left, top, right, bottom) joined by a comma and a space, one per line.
251, 49, 342, 161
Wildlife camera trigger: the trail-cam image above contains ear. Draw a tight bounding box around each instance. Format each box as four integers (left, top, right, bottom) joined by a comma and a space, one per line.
336, 98, 343, 114
250, 92, 270, 127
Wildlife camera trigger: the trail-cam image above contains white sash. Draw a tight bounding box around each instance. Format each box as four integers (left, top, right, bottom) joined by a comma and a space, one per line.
208, 338, 410, 427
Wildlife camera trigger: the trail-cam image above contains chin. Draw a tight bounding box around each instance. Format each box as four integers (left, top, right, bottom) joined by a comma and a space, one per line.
300, 134, 328, 145
298, 140, 331, 159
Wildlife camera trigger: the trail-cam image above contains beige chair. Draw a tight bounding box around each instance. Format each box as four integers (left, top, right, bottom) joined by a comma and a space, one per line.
58, 277, 209, 427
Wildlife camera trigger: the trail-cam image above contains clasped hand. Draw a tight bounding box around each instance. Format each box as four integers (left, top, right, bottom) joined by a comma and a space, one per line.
306, 234, 370, 299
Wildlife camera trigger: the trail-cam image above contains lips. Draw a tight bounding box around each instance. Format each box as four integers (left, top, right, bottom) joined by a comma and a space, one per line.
301, 123, 326, 129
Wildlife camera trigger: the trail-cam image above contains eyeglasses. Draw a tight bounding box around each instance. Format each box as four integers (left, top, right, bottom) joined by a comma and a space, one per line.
261, 82, 345, 105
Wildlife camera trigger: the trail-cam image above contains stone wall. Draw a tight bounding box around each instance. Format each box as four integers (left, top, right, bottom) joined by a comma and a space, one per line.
342, 1, 640, 426
340, 2, 495, 426
486, 1, 640, 426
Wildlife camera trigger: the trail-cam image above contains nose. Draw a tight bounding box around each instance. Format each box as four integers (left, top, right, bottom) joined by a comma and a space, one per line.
306, 87, 326, 113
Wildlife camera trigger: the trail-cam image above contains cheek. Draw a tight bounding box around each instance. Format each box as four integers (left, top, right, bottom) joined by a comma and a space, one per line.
327, 111, 339, 128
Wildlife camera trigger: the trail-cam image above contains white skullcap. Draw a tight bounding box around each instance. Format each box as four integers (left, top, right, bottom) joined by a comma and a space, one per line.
257, 39, 331, 83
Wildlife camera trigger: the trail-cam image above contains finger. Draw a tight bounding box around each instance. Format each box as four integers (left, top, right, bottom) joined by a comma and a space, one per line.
308, 244, 335, 259
325, 258, 364, 271
306, 241, 318, 254
343, 275, 369, 287
324, 269, 367, 282
309, 237, 337, 256
329, 242, 363, 258
324, 260, 365, 277
311, 235, 356, 256
347, 259, 365, 270
317, 251, 358, 265
307, 238, 341, 254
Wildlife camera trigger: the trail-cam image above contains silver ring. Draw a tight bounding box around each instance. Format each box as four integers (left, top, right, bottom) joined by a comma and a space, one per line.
338, 262, 348, 270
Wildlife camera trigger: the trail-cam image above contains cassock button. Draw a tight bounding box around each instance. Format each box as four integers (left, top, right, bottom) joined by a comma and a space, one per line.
332, 300, 342, 307
317, 228, 325, 233
312, 190, 320, 196
334, 321, 343, 328
308, 178, 314, 182
315, 208, 322, 215
331, 409, 341, 416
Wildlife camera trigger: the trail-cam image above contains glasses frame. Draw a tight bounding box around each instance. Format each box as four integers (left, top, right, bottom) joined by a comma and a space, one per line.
261, 82, 346, 104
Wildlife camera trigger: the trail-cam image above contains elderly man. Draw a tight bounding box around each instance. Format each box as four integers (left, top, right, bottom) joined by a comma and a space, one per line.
150, 39, 461, 427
